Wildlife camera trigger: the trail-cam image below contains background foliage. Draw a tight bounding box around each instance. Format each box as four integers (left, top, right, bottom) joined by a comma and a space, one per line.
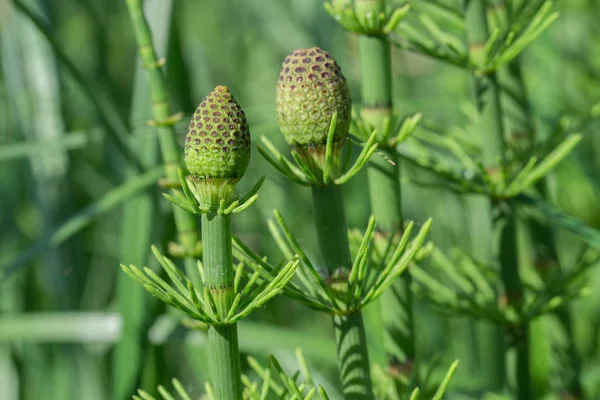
1, 0, 600, 398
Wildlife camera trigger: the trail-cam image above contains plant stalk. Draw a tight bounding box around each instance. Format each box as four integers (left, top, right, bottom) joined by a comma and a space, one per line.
201, 212, 242, 400
496, 204, 529, 400
311, 184, 374, 400
465, 1, 530, 397
114, 1, 172, 397
489, 1, 584, 396
355, 0, 416, 373
124, 0, 199, 277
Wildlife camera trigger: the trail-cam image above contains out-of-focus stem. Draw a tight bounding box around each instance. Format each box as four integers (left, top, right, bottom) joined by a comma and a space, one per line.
124, 0, 199, 276
114, 0, 171, 397
489, 1, 583, 397
465, 0, 530, 396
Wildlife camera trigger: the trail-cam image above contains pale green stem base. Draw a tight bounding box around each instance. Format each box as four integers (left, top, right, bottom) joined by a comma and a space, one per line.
201, 213, 242, 400
208, 324, 242, 399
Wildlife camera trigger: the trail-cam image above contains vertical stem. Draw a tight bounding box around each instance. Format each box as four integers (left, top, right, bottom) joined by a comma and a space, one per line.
487, 0, 534, 153
465, 1, 505, 163
462, 2, 506, 389
489, 1, 584, 397
355, 0, 416, 373
367, 149, 415, 366
201, 213, 242, 400
333, 312, 374, 400
114, 1, 172, 397
312, 185, 353, 270
367, 151, 401, 230
465, 0, 530, 397
208, 325, 241, 398
124, 0, 199, 277
496, 204, 530, 400
311, 185, 374, 400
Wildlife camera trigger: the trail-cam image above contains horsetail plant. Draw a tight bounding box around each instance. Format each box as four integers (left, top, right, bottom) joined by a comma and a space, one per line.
133, 348, 459, 399
325, 0, 424, 378
255, 46, 433, 399
124, 0, 200, 267
322, 0, 588, 397
122, 86, 298, 400
487, 1, 585, 396
372, 0, 585, 398
7, 0, 600, 399
271, 47, 375, 399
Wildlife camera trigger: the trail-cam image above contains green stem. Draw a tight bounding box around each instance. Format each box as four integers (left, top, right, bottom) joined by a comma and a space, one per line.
465, 194, 504, 391
465, 8, 504, 162
367, 151, 401, 231
489, 0, 581, 398
312, 185, 353, 269
355, 0, 416, 374
311, 185, 374, 400
487, 0, 534, 153
356, 1, 392, 131
489, 2, 584, 397
124, 0, 199, 277
367, 150, 415, 367
333, 312, 373, 400
201, 212, 242, 400
463, 1, 507, 390
496, 204, 530, 400
465, 0, 531, 397
115, 1, 173, 398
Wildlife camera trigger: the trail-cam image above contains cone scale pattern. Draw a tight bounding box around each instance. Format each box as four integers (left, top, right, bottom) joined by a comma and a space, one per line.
276, 47, 351, 148
185, 86, 251, 180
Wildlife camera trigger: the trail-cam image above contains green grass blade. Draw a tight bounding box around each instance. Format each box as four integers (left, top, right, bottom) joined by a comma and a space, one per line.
0, 166, 164, 281
113, 1, 174, 398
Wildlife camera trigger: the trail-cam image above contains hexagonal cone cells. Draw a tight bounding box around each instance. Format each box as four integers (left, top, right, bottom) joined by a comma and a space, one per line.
276, 47, 352, 148
185, 85, 251, 180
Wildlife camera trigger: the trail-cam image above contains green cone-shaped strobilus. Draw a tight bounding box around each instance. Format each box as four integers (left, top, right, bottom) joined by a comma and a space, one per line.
276, 47, 351, 176
185, 85, 251, 205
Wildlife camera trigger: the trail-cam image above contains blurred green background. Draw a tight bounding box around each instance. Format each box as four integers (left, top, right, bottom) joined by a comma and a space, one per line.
1, 0, 600, 399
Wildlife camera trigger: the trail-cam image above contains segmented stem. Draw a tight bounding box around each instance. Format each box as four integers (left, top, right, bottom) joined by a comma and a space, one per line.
201, 212, 242, 400
489, 1, 583, 396
124, 0, 199, 275
311, 185, 374, 400
333, 312, 374, 400
355, 0, 415, 373
465, 1, 529, 397
115, 1, 172, 398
